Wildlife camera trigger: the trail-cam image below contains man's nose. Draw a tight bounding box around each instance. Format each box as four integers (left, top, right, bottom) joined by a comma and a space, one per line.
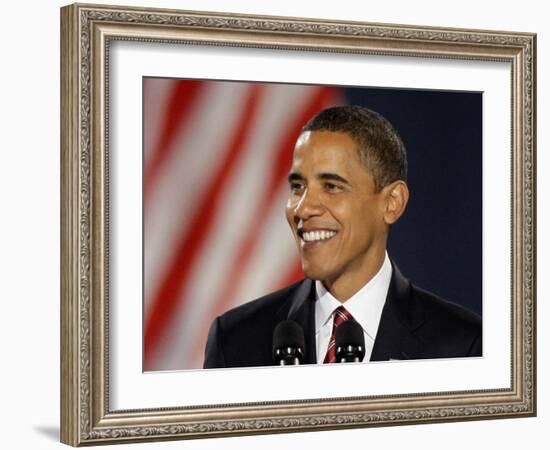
294, 188, 324, 220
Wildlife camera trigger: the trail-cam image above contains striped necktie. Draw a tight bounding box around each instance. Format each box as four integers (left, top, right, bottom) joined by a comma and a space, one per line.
323, 306, 354, 363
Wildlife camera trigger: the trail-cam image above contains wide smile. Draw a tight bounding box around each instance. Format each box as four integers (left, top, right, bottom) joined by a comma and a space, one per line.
298, 229, 338, 249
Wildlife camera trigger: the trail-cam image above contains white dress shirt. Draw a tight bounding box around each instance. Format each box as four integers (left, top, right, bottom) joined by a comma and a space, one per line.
314, 252, 392, 363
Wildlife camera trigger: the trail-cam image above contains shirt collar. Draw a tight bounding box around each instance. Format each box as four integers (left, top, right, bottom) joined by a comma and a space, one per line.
314, 252, 392, 340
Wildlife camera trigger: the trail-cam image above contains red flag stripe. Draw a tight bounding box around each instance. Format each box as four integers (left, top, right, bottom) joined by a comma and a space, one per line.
144, 84, 265, 368
143, 78, 176, 168
143, 82, 251, 321
144, 79, 204, 205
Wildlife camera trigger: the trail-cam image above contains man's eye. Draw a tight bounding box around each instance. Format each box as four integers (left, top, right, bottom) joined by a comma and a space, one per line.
289, 182, 304, 192
325, 182, 342, 192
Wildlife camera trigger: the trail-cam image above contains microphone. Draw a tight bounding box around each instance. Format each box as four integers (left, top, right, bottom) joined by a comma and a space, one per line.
335, 320, 365, 363
272, 320, 305, 366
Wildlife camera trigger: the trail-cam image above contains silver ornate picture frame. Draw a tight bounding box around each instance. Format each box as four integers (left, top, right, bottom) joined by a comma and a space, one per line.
60, 3, 536, 446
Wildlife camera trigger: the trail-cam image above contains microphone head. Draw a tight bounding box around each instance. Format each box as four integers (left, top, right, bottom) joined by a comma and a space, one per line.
335, 320, 365, 362
272, 320, 305, 363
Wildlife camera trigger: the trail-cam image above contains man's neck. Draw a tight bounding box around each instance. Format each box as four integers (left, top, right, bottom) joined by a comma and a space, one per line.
322, 251, 387, 302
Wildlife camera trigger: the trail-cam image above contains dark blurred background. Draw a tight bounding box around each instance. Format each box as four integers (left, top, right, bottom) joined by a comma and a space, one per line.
344, 87, 482, 316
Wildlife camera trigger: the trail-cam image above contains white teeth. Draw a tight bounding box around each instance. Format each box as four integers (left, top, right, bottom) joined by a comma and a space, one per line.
302, 230, 336, 242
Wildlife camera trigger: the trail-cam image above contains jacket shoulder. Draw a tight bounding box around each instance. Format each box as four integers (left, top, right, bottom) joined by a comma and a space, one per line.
218, 280, 304, 330
411, 285, 481, 328
409, 284, 482, 356
203, 280, 305, 368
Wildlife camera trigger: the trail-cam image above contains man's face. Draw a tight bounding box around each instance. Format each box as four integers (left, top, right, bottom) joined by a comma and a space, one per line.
285, 130, 389, 286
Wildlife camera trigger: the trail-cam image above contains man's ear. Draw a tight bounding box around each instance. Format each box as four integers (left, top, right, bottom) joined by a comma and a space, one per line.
382, 181, 409, 225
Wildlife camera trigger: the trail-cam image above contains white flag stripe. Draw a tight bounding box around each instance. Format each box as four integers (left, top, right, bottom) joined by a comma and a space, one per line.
144, 82, 250, 320
142, 78, 177, 169
153, 84, 322, 369
231, 183, 299, 308
152, 84, 272, 368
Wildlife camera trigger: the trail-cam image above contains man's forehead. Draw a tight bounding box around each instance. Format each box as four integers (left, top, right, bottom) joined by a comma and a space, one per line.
289, 131, 378, 188
295, 129, 357, 147
295, 130, 312, 148
292, 131, 362, 167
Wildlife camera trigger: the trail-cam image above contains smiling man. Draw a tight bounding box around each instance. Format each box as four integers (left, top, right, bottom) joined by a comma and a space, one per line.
203, 105, 481, 369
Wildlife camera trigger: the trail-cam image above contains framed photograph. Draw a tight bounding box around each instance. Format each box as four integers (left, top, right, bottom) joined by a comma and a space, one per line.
60, 3, 536, 446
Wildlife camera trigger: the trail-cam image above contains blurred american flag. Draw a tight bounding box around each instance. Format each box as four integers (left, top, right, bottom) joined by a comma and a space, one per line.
143, 78, 342, 371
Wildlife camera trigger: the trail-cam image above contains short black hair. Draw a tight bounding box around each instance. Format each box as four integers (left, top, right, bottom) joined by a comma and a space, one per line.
301, 105, 407, 191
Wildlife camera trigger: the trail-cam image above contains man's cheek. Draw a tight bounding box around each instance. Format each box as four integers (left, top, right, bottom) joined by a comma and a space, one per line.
284, 209, 293, 228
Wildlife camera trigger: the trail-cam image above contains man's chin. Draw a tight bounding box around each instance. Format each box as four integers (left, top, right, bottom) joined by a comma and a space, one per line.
301, 262, 334, 282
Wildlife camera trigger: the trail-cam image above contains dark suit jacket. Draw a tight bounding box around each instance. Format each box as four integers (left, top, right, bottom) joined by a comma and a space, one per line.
203, 264, 482, 369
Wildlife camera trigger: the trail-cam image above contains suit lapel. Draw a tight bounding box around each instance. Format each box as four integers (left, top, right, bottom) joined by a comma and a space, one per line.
370, 263, 425, 361
275, 265, 426, 364
277, 279, 317, 364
